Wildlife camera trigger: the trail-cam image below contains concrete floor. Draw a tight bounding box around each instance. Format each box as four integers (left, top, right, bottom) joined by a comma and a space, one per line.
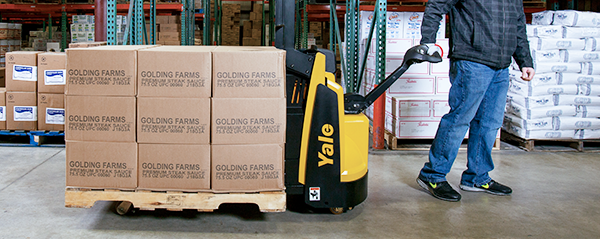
1, 145, 599, 238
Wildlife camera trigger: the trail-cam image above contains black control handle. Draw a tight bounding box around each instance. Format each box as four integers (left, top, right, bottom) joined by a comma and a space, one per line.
344, 44, 444, 114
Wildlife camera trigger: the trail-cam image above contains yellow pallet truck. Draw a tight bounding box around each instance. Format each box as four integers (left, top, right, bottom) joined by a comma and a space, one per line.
276, 0, 443, 214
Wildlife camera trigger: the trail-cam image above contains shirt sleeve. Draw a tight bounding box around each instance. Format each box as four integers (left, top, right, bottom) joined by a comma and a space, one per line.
512, 0, 534, 69
420, 0, 460, 44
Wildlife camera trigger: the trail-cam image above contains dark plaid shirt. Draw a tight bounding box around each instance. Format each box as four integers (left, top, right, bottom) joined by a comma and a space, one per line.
421, 0, 533, 70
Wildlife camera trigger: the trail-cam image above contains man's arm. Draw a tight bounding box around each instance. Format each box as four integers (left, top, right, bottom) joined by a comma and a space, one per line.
420, 0, 460, 44
512, 0, 535, 80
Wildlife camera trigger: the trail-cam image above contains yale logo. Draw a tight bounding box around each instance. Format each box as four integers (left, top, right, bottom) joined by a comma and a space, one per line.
318, 124, 335, 167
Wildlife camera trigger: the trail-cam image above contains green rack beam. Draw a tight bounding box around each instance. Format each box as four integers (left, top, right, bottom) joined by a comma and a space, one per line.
107, 0, 117, 45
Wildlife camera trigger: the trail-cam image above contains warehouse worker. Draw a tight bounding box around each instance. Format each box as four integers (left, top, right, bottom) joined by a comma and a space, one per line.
416, 0, 535, 202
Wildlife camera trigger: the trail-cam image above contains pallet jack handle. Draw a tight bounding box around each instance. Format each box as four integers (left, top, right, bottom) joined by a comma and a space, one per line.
344, 44, 443, 114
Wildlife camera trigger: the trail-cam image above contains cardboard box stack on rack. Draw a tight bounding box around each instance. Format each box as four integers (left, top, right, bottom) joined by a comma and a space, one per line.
307, 22, 322, 48
242, 3, 263, 46
1, 22, 23, 67
503, 10, 600, 140
356, 11, 458, 142
157, 15, 182, 45
64, 45, 287, 202
222, 3, 241, 46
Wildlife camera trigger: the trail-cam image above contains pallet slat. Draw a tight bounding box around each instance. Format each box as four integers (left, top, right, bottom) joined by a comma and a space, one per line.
500, 130, 600, 152
65, 188, 286, 213
0, 130, 64, 147
385, 130, 500, 151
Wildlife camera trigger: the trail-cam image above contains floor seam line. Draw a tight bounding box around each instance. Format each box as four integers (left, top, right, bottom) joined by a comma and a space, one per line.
0, 149, 65, 193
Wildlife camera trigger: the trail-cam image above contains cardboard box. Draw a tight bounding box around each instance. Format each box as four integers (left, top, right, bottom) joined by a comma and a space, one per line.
163, 41, 181, 46
38, 93, 64, 131
436, 76, 451, 94
159, 32, 179, 42
66, 141, 137, 189
156, 16, 170, 25
37, 53, 66, 93
68, 42, 107, 48
159, 24, 180, 32
395, 120, 441, 138
65, 95, 136, 142
211, 144, 284, 192
430, 58, 450, 75
6, 91, 37, 130
387, 75, 436, 95
0, 88, 5, 130
6, 51, 42, 92
168, 15, 180, 24
0, 68, 5, 87
137, 46, 215, 98
138, 144, 210, 191
66, 45, 154, 96
212, 46, 285, 98
137, 97, 210, 144
212, 98, 286, 145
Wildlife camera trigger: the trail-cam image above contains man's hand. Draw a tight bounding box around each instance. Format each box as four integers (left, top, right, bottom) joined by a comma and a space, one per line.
521, 67, 535, 81
425, 43, 443, 57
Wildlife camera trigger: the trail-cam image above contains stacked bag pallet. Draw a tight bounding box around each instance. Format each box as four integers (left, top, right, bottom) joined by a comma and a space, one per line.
241, 3, 263, 46
64, 45, 287, 193
222, 4, 241, 46
357, 11, 456, 140
503, 10, 600, 140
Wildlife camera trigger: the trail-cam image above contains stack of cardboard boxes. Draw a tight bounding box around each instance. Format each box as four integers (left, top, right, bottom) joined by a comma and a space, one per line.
37, 52, 66, 131
308, 22, 322, 48
211, 46, 286, 191
222, 4, 241, 46
5, 52, 41, 131
65, 45, 151, 189
157, 15, 182, 45
136, 46, 214, 190
65, 45, 286, 193
70, 15, 95, 44
241, 3, 263, 46
2, 51, 67, 131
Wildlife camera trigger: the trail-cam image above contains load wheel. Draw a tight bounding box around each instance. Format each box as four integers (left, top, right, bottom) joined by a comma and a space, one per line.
329, 207, 344, 215
116, 201, 133, 215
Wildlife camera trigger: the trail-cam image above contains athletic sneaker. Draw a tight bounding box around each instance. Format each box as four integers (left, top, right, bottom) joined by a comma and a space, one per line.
416, 178, 461, 202
459, 180, 513, 196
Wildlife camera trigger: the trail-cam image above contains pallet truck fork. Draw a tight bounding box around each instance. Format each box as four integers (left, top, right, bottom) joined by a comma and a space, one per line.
276, 0, 443, 214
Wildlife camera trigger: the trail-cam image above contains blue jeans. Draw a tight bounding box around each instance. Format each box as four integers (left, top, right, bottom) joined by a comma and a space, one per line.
418, 60, 509, 187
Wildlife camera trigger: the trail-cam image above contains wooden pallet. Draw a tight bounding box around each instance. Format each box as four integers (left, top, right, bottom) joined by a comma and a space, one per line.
384, 130, 501, 151
501, 130, 600, 152
0, 130, 64, 147
65, 187, 286, 213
